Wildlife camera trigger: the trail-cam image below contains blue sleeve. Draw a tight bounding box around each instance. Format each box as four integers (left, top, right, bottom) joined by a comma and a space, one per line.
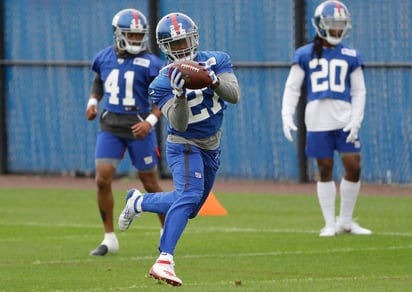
291, 44, 313, 70
149, 66, 173, 108
149, 56, 165, 79
91, 53, 101, 74
195, 51, 234, 75
354, 50, 364, 69
212, 52, 234, 74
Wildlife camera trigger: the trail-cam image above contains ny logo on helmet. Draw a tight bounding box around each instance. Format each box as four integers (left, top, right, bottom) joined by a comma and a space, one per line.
130, 18, 142, 30
333, 7, 347, 17
169, 23, 186, 37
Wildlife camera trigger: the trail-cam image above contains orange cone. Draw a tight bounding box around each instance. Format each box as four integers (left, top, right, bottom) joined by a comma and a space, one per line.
198, 192, 228, 216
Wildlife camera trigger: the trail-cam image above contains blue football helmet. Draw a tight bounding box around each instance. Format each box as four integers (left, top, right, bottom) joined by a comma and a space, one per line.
112, 9, 149, 55
312, 1, 352, 46
156, 12, 199, 62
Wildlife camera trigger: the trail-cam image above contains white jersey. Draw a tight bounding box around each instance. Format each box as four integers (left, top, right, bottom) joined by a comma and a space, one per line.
282, 42, 366, 132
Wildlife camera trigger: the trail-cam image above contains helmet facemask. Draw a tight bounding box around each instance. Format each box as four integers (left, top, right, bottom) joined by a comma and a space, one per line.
158, 31, 199, 62
317, 16, 351, 45
114, 29, 148, 55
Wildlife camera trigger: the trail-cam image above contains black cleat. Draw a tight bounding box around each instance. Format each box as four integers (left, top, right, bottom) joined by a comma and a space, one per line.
89, 244, 109, 256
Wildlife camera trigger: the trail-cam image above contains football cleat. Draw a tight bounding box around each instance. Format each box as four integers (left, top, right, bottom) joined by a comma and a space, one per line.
149, 259, 182, 287
90, 244, 109, 256
336, 219, 372, 235
319, 225, 336, 237
118, 189, 142, 231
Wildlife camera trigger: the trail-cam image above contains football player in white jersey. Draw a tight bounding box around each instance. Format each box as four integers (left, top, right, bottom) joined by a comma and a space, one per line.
281, 1, 372, 237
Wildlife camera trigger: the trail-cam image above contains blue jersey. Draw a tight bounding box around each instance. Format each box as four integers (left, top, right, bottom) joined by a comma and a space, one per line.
293, 43, 363, 103
149, 51, 233, 139
91, 46, 164, 114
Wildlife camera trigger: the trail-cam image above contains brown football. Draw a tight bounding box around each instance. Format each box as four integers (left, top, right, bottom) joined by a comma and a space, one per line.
168, 60, 212, 89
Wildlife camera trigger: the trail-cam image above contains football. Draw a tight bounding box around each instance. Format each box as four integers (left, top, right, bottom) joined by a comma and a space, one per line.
168, 60, 212, 89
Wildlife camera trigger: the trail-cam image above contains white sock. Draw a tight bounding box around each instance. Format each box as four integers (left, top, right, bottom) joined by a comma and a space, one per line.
134, 195, 144, 213
158, 252, 174, 263
102, 232, 119, 252
317, 181, 336, 227
339, 178, 360, 223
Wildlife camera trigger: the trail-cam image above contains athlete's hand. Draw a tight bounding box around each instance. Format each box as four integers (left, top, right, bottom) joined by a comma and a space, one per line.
208, 70, 219, 89
131, 122, 151, 138
343, 122, 360, 143
85, 105, 98, 121
282, 119, 298, 142
169, 67, 186, 97
198, 61, 219, 89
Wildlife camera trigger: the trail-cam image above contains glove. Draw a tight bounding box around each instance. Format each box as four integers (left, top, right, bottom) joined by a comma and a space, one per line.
198, 61, 219, 89
198, 61, 211, 69
282, 119, 298, 142
343, 122, 360, 143
169, 67, 186, 97
208, 70, 219, 86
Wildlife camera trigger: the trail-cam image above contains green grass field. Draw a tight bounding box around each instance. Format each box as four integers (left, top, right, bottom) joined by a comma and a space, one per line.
0, 187, 411, 291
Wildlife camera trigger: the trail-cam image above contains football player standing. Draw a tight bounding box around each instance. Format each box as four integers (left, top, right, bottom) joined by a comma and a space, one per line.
281, 1, 372, 237
86, 9, 165, 256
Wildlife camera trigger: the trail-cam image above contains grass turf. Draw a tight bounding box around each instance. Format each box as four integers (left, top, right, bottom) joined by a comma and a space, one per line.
0, 188, 411, 291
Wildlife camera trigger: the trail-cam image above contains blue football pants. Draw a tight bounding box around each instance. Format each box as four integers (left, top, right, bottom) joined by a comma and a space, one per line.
142, 141, 221, 255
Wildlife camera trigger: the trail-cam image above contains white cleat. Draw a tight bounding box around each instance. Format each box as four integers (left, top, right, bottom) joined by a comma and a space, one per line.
336, 219, 372, 235
149, 258, 183, 287
118, 189, 142, 231
319, 226, 336, 237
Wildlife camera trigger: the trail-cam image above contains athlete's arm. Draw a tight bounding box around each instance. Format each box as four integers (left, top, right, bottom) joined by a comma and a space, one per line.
90, 74, 104, 99
131, 105, 163, 138
349, 67, 366, 126
85, 74, 104, 121
161, 97, 190, 132
281, 64, 305, 142
213, 72, 240, 104
282, 64, 305, 119
343, 66, 366, 143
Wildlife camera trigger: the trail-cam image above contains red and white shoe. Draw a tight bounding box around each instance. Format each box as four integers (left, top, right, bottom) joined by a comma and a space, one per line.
149, 256, 182, 287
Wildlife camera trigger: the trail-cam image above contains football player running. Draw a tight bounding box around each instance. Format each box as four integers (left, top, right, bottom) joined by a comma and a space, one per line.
118, 12, 240, 286
281, 0, 371, 237
86, 9, 165, 256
